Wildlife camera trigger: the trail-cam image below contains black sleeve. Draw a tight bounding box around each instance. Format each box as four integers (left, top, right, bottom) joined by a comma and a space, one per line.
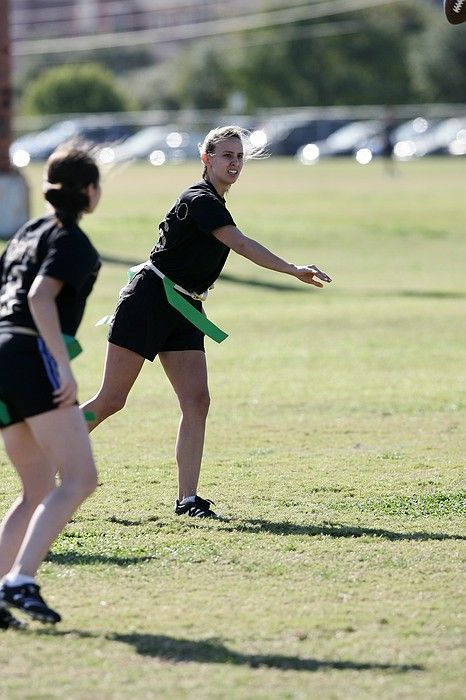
38, 230, 97, 290
189, 193, 235, 235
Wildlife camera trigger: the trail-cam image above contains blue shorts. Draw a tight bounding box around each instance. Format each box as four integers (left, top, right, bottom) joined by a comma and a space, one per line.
0, 332, 62, 426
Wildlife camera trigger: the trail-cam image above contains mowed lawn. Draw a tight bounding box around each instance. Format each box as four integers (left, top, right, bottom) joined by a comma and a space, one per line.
1, 157, 465, 700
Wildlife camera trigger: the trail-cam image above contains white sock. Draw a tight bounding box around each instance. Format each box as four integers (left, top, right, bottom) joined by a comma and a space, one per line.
180, 495, 196, 504
4, 574, 36, 587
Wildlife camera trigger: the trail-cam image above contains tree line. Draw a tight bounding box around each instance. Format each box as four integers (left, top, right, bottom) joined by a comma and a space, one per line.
17, 3, 466, 116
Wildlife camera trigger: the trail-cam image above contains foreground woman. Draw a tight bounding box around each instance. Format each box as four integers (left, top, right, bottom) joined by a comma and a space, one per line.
0, 146, 101, 628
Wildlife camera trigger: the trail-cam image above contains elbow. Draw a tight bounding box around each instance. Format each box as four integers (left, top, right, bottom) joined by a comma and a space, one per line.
27, 288, 37, 306
27, 287, 50, 310
27, 287, 41, 304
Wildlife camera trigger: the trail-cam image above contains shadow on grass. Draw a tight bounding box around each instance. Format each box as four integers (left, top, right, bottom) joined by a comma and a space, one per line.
397, 290, 466, 300
107, 515, 160, 526
45, 552, 155, 566
101, 257, 466, 299
219, 519, 466, 541
31, 630, 423, 673
105, 633, 423, 673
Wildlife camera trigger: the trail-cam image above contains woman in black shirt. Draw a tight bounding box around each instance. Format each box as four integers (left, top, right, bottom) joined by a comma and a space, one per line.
82, 125, 331, 518
0, 145, 101, 628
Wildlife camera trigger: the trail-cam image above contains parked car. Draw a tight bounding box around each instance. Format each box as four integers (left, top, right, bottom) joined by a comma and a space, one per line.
446, 122, 466, 156
251, 114, 349, 156
297, 120, 385, 164
97, 125, 205, 166
10, 118, 135, 166
389, 117, 443, 161
148, 130, 205, 166
420, 117, 466, 156
352, 117, 440, 163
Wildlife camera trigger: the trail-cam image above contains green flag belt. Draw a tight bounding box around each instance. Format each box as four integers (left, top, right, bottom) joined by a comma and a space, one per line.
162, 276, 228, 343
96, 261, 228, 344
0, 331, 93, 427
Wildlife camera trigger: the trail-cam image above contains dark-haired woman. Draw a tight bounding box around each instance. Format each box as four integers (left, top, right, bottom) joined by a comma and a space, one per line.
0, 145, 101, 628
82, 125, 331, 519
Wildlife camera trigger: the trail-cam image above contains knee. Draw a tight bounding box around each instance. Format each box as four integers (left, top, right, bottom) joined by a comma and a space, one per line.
23, 474, 56, 508
180, 390, 210, 420
101, 392, 127, 418
64, 465, 98, 501
79, 468, 99, 500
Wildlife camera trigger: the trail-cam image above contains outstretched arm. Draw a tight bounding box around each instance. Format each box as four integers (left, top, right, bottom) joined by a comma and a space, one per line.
212, 225, 332, 288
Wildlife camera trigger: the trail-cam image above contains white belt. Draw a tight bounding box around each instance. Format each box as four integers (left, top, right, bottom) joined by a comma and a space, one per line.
137, 261, 212, 302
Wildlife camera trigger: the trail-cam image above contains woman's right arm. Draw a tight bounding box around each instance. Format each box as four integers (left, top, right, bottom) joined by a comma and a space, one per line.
212, 225, 332, 287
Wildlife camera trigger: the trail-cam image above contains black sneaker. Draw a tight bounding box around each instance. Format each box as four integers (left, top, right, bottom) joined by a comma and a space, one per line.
174, 496, 217, 518
0, 582, 61, 624
0, 606, 27, 630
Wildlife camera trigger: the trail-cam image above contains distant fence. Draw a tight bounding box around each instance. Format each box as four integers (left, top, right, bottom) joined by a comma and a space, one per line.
13, 103, 466, 136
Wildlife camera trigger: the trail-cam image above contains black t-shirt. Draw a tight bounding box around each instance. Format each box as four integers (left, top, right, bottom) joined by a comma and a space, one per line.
0, 214, 100, 336
150, 180, 235, 294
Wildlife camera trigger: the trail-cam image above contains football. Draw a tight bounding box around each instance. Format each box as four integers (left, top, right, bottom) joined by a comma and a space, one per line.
444, 0, 466, 24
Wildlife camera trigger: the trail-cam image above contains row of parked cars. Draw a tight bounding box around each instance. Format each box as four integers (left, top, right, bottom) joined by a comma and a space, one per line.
10, 112, 466, 169
296, 116, 466, 164
10, 117, 212, 168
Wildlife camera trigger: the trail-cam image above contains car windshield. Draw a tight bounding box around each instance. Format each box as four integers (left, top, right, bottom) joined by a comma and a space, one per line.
257, 114, 310, 142
123, 126, 172, 149
327, 121, 381, 149
44, 121, 80, 141
431, 118, 466, 142
393, 118, 433, 141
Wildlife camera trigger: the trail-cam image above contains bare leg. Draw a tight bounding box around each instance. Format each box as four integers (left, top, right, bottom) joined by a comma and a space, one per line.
0, 423, 56, 578
80, 342, 145, 431
7, 406, 97, 578
159, 350, 210, 501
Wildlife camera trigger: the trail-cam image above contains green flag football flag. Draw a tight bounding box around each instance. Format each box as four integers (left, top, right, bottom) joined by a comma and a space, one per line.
96, 264, 229, 341
162, 276, 228, 344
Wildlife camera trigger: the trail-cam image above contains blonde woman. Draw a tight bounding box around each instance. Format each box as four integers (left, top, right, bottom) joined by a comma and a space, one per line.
82, 126, 331, 518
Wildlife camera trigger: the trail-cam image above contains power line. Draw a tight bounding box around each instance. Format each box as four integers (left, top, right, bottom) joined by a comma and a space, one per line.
10, 0, 312, 28
231, 19, 364, 47
10, 19, 365, 72
12, 0, 404, 56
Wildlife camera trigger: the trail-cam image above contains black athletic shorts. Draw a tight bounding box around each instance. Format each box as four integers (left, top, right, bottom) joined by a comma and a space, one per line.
108, 268, 205, 361
0, 332, 62, 426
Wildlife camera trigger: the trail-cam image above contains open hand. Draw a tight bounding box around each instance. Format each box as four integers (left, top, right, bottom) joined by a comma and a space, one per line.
293, 265, 332, 288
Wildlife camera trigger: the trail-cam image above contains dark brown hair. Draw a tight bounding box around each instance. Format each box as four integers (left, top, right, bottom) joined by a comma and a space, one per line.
43, 143, 100, 220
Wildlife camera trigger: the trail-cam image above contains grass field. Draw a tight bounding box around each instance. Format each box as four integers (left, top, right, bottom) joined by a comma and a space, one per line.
1, 157, 465, 700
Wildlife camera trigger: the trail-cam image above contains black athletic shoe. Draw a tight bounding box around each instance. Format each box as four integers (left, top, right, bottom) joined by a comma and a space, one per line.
0, 583, 61, 624
174, 496, 217, 518
0, 606, 27, 630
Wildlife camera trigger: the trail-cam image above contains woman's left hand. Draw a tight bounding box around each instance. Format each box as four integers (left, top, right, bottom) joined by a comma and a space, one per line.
293, 265, 332, 287
53, 363, 78, 407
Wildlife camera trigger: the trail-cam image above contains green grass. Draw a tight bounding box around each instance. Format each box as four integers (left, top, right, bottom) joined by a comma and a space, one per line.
1, 158, 465, 699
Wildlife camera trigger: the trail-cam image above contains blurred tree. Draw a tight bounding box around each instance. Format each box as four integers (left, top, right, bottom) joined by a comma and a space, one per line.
21, 63, 136, 115
119, 62, 182, 111
172, 45, 235, 110
415, 19, 466, 102
232, 8, 423, 109
15, 47, 154, 89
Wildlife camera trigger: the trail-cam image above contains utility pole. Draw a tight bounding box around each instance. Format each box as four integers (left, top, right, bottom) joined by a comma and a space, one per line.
0, 0, 29, 239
